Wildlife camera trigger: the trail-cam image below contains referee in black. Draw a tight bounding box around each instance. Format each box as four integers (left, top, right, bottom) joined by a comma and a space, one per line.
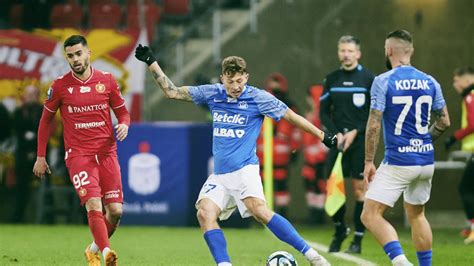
320, 35, 375, 254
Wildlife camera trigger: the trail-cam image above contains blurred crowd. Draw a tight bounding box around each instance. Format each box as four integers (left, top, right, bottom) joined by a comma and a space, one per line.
0, 84, 75, 224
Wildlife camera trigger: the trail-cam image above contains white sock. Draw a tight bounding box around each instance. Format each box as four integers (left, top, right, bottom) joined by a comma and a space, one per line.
392, 254, 410, 264
89, 242, 99, 253
217, 262, 232, 266
304, 248, 320, 260
102, 247, 111, 259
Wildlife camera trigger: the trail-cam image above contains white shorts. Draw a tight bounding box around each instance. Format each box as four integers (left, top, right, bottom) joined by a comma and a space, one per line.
195, 164, 265, 220
365, 163, 435, 207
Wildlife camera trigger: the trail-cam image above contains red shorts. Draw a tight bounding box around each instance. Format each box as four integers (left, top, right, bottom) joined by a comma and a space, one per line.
65, 154, 123, 205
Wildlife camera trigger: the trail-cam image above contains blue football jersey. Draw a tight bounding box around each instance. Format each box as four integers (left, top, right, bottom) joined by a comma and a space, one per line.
189, 83, 288, 174
370, 66, 446, 166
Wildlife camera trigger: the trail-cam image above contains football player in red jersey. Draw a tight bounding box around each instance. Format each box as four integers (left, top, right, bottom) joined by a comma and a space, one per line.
33, 35, 130, 266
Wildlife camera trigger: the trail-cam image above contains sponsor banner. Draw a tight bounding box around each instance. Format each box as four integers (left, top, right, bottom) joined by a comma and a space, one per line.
117, 122, 213, 226
0, 28, 147, 121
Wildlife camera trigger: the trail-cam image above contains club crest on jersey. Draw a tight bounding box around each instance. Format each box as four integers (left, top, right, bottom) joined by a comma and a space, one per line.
47, 87, 53, 99
238, 101, 248, 109
95, 83, 106, 93
79, 187, 87, 197
353, 93, 365, 107
80, 86, 91, 93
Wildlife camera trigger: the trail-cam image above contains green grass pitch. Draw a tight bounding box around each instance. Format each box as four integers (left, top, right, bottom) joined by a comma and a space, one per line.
0, 225, 472, 265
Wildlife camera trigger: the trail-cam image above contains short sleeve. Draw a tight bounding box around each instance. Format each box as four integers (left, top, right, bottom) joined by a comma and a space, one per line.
44, 81, 61, 113
188, 84, 218, 105
429, 76, 446, 111
255, 90, 288, 121
109, 75, 126, 109
370, 75, 388, 112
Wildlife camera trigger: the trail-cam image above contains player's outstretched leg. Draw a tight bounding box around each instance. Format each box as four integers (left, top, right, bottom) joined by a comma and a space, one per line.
361, 199, 412, 266
404, 203, 432, 266
243, 197, 330, 266
197, 199, 231, 266
86, 198, 117, 266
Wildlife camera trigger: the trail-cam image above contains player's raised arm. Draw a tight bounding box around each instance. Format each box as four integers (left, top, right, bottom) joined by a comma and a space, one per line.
134, 44, 192, 101
283, 108, 337, 148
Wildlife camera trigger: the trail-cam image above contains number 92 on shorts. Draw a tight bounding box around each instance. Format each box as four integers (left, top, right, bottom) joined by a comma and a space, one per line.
65, 154, 123, 205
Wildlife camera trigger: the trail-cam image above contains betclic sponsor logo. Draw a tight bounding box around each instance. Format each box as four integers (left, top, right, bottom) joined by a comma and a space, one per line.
212, 111, 248, 125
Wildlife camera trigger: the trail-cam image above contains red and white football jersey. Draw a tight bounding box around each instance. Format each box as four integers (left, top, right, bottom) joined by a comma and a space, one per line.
44, 68, 125, 157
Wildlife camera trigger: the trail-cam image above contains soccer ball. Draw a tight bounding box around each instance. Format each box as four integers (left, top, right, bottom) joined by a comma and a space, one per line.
266, 251, 298, 266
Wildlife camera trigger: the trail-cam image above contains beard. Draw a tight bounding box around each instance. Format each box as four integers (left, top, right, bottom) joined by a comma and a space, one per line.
385, 57, 392, 70
71, 59, 89, 75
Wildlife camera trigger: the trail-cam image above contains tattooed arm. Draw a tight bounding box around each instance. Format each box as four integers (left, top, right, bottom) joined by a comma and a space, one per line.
365, 109, 383, 163
429, 106, 451, 141
148, 63, 192, 101
134, 44, 192, 101
363, 109, 383, 184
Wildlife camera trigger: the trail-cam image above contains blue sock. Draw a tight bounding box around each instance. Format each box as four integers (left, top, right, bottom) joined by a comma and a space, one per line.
383, 241, 404, 260
266, 214, 311, 254
417, 250, 432, 266
203, 229, 230, 264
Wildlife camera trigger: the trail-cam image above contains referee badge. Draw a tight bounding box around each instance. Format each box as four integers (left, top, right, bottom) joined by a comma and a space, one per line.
352, 93, 365, 107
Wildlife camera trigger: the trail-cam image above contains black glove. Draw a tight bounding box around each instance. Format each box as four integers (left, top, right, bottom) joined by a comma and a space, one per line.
444, 135, 457, 150
134, 44, 157, 66
322, 132, 338, 148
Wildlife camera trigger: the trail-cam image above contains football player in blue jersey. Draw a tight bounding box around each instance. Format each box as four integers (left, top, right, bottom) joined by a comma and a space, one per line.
360, 30, 451, 266
135, 46, 336, 266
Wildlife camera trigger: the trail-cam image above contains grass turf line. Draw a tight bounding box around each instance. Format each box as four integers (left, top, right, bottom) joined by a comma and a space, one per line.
0, 225, 472, 265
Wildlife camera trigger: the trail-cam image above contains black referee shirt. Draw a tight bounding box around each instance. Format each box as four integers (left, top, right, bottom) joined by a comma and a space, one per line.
320, 64, 375, 134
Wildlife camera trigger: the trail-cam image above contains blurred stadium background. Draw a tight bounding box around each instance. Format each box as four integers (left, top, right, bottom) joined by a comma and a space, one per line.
0, 0, 473, 265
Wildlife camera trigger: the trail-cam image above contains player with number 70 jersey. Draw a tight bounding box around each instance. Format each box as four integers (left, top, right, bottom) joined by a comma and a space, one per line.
370, 66, 446, 165
361, 29, 450, 266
